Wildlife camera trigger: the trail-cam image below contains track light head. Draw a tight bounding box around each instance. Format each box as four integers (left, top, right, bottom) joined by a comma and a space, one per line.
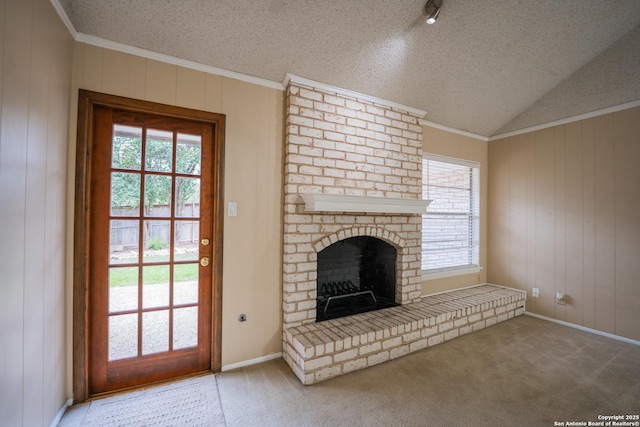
425, 0, 442, 25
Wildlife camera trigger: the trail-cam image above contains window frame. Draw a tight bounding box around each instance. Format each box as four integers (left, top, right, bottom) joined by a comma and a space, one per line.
421, 153, 480, 280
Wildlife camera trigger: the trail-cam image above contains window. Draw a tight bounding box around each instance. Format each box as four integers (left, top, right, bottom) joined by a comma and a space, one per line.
422, 154, 479, 277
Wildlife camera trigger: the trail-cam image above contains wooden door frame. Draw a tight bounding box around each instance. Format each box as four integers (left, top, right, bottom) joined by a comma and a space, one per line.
73, 90, 225, 402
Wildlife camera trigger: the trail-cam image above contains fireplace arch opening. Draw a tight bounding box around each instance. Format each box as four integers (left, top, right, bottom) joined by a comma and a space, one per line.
316, 236, 398, 321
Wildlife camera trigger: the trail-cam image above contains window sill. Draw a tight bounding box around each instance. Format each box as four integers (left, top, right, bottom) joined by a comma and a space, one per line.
421, 266, 481, 281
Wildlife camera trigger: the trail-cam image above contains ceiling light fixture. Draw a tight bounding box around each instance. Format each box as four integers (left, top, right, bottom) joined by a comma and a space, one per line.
425, 0, 442, 25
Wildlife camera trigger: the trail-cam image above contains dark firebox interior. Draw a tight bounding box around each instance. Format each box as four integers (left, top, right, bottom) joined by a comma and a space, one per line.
316, 236, 397, 322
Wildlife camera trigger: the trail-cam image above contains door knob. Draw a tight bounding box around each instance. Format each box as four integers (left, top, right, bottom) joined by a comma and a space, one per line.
200, 257, 210, 266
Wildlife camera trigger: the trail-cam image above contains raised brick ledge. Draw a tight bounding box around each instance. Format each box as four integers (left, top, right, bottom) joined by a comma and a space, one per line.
283, 284, 526, 385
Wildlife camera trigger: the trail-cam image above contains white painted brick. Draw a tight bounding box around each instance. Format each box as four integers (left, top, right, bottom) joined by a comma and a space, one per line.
289, 135, 312, 146
409, 338, 429, 352
343, 357, 367, 373
291, 96, 314, 108
346, 153, 366, 162
336, 106, 357, 118
382, 337, 402, 349
439, 321, 454, 333
459, 325, 473, 336
345, 99, 366, 111
347, 118, 367, 128
299, 88, 323, 101
367, 351, 390, 366
356, 111, 375, 122
454, 318, 468, 327
287, 154, 314, 165
313, 158, 336, 168
290, 115, 314, 127
444, 329, 459, 341
420, 325, 439, 338
391, 120, 408, 130
336, 160, 356, 170
334, 348, 358, 362
472, 320, 486, 331
385, 110, 402, 120
284, 311, 310, 323
427, 334, 444, 346
345, 171, 366, 180
299, 146, 322, 157
468, 313, 482, 323
300, 126, 322, 138
300, 108, 323, 119
315, 365, 342, 382
402, 331, 420, 343
390, 345, 409, 359
375, 115, 392, 126
324, 94, 345, 106
366, 104, 385, 116
359, 342, 382, 355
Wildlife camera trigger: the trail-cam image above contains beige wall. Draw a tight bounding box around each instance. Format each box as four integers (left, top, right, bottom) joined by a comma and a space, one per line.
488, 107, 640, 341
421, 126, 488, 295
0, 0, 74, 425
66, 43, 284, 394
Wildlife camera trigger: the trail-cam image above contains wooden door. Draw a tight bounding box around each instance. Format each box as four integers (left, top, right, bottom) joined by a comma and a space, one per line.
74, 91, 224, 398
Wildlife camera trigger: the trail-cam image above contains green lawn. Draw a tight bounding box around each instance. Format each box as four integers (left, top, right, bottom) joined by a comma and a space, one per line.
109, 263, 198, 287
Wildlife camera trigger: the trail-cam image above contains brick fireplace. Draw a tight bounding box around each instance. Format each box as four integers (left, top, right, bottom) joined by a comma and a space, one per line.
282, 77, 426, 329
281, 76, 428, 374
280, 76, 526, 385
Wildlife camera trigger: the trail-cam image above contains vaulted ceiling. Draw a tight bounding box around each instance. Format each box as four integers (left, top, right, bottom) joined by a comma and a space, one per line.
57, 0, 640, 137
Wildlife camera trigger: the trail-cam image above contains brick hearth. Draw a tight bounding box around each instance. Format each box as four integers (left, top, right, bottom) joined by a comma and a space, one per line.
283, 285, 526, 384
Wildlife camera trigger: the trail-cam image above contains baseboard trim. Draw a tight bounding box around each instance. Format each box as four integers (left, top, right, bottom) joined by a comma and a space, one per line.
50, 398, 73, 427
524, 312, 640, 346
221, 352, 283, 372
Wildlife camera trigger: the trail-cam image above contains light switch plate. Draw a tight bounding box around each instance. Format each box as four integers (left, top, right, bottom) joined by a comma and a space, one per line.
228, 202, 237, 217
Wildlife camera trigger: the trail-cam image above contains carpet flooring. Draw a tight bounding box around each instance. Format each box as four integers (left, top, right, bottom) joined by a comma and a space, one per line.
58, 315, 640, 427
217, 315, 640, 427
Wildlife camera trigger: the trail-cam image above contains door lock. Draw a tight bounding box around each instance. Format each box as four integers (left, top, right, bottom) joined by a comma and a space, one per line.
200, 257, 210, 266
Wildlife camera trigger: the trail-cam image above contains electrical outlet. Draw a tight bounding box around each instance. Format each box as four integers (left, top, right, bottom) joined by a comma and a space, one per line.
532, 288, 540, 298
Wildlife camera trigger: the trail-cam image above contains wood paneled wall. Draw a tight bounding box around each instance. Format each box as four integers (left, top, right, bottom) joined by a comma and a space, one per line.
67, 43, 285, 377
0, 0, 74, 425
488, 107, 640, 341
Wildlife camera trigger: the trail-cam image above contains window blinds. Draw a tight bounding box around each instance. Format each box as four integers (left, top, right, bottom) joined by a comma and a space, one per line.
422, 155, 480, 273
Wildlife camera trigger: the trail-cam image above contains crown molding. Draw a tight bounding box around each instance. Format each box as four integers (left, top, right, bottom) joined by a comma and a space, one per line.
284, 74, 427, 118
76, 33, 285, 91
489, 99, 640, 141
50, 0, 77, 39
419, 119, 489, 141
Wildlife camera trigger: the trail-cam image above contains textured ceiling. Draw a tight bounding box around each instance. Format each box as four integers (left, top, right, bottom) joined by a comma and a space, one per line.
58, 0, 640, 136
